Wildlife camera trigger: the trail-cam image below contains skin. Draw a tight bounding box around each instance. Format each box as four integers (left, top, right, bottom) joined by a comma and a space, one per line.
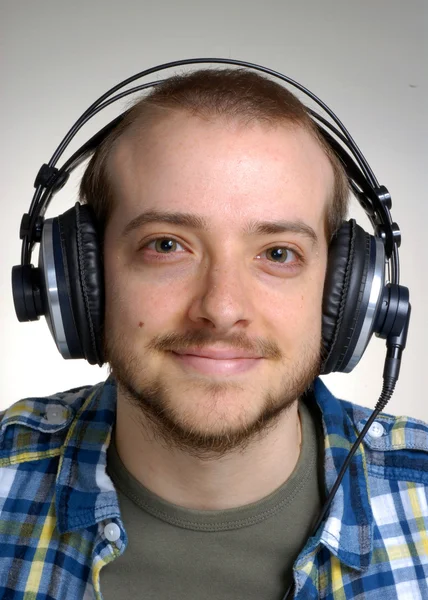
103, 112, 333, 510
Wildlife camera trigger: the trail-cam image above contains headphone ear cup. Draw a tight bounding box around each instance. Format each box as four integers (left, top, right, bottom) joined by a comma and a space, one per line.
321, 219, 379, 374
44, 203, 104, 365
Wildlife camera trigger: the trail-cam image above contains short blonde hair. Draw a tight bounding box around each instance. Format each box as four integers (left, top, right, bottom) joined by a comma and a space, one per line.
80, 68, 349, 240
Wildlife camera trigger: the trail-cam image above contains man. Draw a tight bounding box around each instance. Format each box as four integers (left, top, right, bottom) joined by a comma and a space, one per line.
1, 69, 427, 599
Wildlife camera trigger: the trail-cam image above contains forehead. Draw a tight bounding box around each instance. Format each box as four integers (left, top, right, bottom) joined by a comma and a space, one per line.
107, 113, 334, 234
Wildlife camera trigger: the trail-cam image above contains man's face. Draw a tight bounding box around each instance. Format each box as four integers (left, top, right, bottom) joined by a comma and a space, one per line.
103, 113, 333, 455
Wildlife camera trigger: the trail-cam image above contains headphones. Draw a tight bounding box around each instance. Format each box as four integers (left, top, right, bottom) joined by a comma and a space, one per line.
11, 58, 410, 376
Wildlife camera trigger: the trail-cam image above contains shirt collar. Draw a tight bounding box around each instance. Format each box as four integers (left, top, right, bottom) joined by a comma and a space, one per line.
55, 377, 374, 571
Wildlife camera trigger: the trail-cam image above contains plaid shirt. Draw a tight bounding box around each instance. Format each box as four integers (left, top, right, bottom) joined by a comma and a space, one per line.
0, 378, 427, 599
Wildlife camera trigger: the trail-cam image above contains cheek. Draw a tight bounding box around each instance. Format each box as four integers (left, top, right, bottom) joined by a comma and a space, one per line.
104, 262, 191, 335
265, 271, 325, 344
270, 293, 322, 339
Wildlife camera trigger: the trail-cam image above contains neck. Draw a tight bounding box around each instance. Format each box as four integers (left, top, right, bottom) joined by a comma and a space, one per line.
114, 392, 302, 511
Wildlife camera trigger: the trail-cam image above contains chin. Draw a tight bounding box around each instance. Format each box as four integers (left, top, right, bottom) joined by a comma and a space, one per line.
106, 333, 321, 456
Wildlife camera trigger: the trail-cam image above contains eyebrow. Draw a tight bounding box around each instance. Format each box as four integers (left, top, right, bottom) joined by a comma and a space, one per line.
122, 211, 207, 237
242, 219, 318, 247
122, 210, 318, 247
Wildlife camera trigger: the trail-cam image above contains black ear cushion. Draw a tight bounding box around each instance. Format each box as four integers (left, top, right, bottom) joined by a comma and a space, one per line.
57, 203, 104, 365
321, 219, 371, 374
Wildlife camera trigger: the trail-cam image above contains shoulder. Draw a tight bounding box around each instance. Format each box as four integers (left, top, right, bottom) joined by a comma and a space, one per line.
341, 398, 428, 483
0, 383, 104, 465
314, 378, 428, 580
314, 378, 428, 483
341, 399, 428, 578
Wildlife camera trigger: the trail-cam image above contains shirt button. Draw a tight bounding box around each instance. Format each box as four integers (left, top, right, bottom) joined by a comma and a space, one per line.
368, 421, 385, 438
44, 406, 67, 425
104, 522, 121, 542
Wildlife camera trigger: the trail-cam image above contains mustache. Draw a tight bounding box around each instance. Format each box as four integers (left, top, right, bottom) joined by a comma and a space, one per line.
146, 331, 282, 360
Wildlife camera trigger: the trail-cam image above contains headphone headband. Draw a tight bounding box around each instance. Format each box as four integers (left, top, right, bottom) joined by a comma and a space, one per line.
23, 58, 399, 271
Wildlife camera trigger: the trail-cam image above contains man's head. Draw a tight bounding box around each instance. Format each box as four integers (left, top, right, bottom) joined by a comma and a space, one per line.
80, 69, 349, 457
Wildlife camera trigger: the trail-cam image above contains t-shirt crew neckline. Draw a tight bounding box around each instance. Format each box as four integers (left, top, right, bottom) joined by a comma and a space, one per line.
107, 399, 318, 533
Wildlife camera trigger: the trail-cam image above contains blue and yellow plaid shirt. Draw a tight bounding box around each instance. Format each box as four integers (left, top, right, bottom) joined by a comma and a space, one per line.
0, 377, 427, 599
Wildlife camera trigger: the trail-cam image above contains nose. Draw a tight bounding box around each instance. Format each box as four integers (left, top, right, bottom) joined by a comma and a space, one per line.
187, 258, 254, 333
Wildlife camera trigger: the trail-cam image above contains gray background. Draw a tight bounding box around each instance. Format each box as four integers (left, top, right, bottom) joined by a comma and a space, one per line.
1, 0, 427, 420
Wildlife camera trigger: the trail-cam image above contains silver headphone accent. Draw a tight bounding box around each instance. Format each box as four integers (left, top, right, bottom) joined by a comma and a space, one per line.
343, 237, 385, 372
39, 220, 71, 358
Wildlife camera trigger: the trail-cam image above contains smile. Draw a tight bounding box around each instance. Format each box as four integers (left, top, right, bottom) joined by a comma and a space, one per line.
170, 351, 263, 375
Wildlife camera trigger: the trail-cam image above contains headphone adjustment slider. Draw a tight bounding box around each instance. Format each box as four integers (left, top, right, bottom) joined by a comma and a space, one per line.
19, 213, 44, 243
19, 213, 44, 242
34, 164, 60, 189
374, 185, 392, 210
391, 223, 401, 248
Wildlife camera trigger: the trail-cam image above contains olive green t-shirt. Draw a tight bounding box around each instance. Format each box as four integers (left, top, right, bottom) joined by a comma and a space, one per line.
101, 398, 323, 600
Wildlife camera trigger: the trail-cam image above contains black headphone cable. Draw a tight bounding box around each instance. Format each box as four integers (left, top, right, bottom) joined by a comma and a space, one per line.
281, 307, 410, 599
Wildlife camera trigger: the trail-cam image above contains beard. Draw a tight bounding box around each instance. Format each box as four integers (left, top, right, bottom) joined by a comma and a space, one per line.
105, 329, 321, 460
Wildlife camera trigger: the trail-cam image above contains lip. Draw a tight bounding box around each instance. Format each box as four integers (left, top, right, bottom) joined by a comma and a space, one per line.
172, 347, 262, 360
171, 349, 263, 376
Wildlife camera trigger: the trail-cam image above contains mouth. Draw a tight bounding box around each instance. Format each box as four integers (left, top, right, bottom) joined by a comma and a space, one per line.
170, 348, 263, 376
